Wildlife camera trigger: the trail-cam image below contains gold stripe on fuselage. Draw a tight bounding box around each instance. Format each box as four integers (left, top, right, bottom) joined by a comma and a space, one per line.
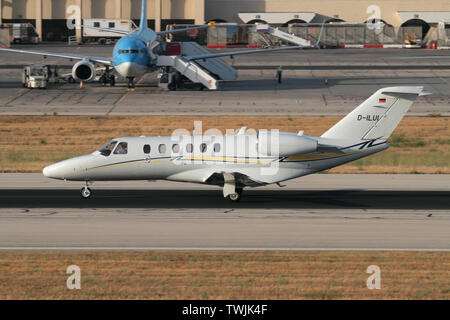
86, 150, 362, 172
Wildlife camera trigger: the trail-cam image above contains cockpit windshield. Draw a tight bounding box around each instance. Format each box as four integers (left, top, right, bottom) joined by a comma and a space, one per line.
99, 140, 117, 156
118, 49, 142, 54
113, 142, 128, 155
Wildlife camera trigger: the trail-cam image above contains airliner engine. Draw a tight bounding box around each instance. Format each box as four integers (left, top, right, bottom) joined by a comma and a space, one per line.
72, 60, 96, 82
257, 131, 318, 157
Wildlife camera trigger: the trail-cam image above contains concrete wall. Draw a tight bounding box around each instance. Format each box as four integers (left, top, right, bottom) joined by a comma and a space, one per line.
1, 0, 449, 39
1, 0, 203, 37
1, 0, 201, 19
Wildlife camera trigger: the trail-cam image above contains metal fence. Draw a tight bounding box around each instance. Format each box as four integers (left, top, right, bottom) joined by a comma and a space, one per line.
437, 22, 450, 47
166, 23, 429, 47
284, 24, 422, 46
0, 28, 9, 47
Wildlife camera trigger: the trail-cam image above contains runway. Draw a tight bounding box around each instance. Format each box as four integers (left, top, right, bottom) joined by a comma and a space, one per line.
0, 174, 449, 251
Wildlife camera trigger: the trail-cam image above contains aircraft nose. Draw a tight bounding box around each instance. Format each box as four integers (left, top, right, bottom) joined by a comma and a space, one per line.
116, 62, 134, 77
42, 162, 70, 180
42, 155, 92, 180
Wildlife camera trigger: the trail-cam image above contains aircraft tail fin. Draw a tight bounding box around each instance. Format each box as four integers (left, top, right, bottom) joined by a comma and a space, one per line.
139, 0, 148, 31
321, 86, 427, 140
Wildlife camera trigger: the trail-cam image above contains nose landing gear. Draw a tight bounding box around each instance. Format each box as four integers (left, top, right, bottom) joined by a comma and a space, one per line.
81, 181, 93, 199
127, 77, 135, 89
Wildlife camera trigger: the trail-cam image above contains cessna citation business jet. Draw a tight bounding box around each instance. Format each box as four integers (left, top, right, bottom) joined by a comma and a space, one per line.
43, 87, 427, 202
0, 0, 309, 89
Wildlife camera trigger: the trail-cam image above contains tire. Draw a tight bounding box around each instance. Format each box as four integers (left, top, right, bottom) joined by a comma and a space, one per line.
168, 82, 177, 91
227, 193, 241, 202
81, 187, 92, 199
109, 75, 115, 87
99, 75, 106, 86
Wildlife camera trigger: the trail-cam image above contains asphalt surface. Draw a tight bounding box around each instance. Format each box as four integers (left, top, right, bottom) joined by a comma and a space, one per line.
0, 45, 449, 116
0, 173, 448, 250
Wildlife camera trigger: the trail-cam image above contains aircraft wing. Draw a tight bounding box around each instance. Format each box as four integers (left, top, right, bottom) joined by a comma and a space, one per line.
75, 24, 129, 35
205, 171, 267, 188
0, 48, 113, 66
185, 45, 309, 61
156, 25, 210, 36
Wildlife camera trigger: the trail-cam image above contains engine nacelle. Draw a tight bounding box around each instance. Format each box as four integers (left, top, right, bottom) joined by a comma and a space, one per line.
72, 60, 96, 82
257, 131, 318, 157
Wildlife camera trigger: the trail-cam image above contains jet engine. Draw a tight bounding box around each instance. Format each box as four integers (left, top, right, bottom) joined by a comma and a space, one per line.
257, 131, 318, 157
72, 60, 96, 82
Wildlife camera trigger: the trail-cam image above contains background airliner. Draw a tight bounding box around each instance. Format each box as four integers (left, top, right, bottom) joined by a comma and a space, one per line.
42, 86, 427, 201
0, 0, 308, 88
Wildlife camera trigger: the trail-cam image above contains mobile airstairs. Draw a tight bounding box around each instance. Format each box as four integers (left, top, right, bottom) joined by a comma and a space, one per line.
156, 42, 237, 90
255, 24, 311, 46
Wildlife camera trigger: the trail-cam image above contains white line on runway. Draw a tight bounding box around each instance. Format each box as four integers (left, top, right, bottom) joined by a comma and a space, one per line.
0, 247, 449, 252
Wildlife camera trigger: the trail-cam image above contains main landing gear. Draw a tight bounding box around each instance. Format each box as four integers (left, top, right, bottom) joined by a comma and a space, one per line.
127, 77, 135, 89
81, 181, 93, 199
99, 67, 115, 86
222, 173, 243, 202
227, 188, 243, 202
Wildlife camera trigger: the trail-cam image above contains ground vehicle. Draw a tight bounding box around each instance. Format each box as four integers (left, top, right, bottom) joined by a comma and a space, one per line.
1, 23, 40, 44
22, 65, 49, 89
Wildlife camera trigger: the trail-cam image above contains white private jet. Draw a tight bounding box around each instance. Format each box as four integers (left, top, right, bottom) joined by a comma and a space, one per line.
43, 86, 427, 201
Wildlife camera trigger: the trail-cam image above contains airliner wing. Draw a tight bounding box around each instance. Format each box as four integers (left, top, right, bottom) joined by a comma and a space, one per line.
156, 25, 210, 35
0, 48, 113, 66
185, 45, 309, 61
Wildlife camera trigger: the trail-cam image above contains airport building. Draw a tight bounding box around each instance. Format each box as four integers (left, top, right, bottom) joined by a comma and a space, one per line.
0, 0, 449, 41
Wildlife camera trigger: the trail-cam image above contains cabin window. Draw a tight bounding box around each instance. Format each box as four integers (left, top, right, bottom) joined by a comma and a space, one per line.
113, 142, 128, 154
200, 143, 207, 153
94, 22, 100, 28
186, 143, 193, 153
143, 144, 151, 154
109, 22, 115, 28
172, 144, 180, 153
99, 140, 117, 156
158, 144, 166, 154
213, 143, 221, 153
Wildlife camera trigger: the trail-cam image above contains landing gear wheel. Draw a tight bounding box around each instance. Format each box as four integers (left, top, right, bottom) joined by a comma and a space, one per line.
227, 192, 241, 202
127, 77, 135, 89
168, 82, 177, 91
99, 75, 107, 86
81, 186, 92, 199
109, 75, 115, 86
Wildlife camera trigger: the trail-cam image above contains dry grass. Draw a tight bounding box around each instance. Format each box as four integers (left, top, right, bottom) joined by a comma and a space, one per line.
0, 115, 448, 173
0, 251, 448, 300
